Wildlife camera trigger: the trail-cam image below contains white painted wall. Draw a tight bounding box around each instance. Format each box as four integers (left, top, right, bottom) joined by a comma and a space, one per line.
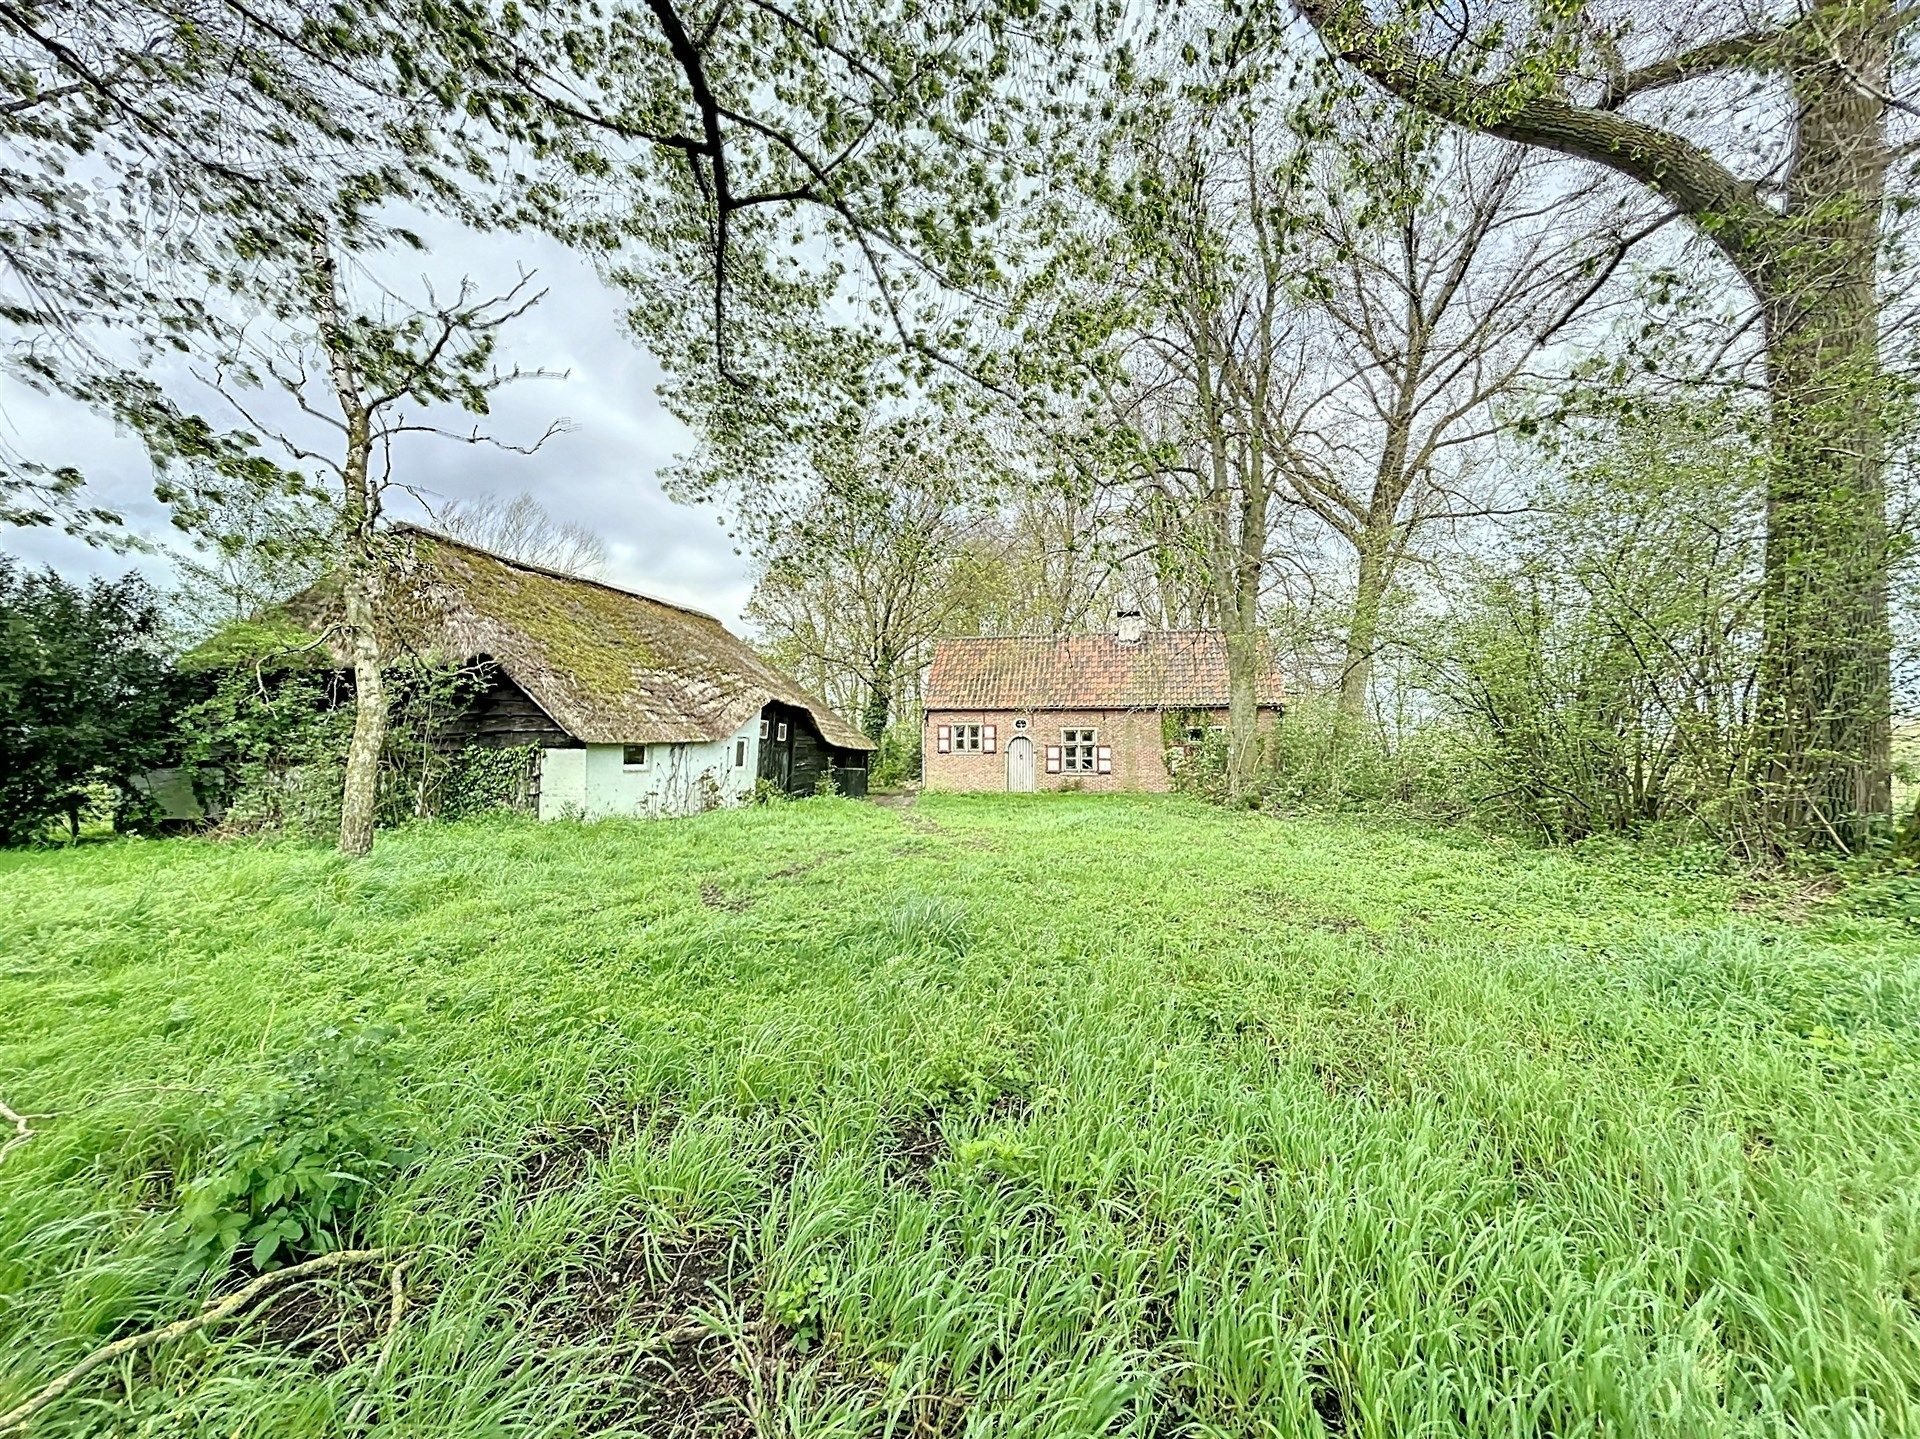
536, 747, 588, 821
535, 718, 761, 821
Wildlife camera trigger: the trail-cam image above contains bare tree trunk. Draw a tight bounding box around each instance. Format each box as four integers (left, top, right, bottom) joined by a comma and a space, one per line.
1223, 462, 1268, 802
338, 531, 387, 857
313, 236, 386, 858
862, 645, 894, 744
1339, 524, 1391, 724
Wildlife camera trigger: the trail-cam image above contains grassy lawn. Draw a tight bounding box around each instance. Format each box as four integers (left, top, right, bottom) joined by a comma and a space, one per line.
3, 794, 1919, 1438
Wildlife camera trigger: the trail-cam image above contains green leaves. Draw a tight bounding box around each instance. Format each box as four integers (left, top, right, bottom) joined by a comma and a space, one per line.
177, 1020, 410, 1273
0, 561, 179, 844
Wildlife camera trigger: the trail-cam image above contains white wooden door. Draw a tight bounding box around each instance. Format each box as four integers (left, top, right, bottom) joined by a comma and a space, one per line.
1006, 735, 1035, 791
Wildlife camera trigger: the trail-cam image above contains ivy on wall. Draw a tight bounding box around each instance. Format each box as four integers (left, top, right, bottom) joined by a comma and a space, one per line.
438, 745, 539, 820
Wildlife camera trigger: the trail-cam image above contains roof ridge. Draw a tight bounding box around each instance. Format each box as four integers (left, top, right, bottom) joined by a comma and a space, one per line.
391, 522, 723, 625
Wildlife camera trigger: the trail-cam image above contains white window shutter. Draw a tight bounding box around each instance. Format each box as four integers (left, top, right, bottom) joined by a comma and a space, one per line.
983, 723, 997, 754
1045, 745, 1062, 774
1097, 745, 1113, 775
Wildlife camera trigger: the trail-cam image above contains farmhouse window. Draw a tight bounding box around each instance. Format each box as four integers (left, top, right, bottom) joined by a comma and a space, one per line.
953, 723, 983, 752
1061, 728, 1097, 773
1013, 717, 1029, 731
622, 744, 648, 768
735, 739, 747, 767
936, 724, 951, 754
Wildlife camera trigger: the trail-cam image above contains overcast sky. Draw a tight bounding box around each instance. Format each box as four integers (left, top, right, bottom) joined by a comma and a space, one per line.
0, 228, 758, 629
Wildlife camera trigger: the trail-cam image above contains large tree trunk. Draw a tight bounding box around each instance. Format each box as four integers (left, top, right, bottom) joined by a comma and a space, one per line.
861, 647, 893, 744
315, 233, 386, 858
1225, 625, 1260, 801
1339, 524, 1392, 724
1752, 32, 1893, 844
1223, 468, 1268, 803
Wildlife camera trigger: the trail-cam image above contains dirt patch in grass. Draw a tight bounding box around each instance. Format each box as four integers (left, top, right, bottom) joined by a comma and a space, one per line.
531, 1227, 752, 1434
879, 1109, 949, 1192
514, 1103, 682, 1201
550, 1228, 735, 1343
516, 1120, 621, 1197
1307, 1361, 1350, 1435
767, 856, 827, 880
699, 880, 755, 913
535, 1223, 902, 1437
878, 1091, 1032, 1194
1734, 874, 1841, 924
242, 1265, 395, 1374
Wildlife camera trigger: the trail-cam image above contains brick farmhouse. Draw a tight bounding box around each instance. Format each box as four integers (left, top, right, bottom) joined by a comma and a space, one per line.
921, 615, 1285, 793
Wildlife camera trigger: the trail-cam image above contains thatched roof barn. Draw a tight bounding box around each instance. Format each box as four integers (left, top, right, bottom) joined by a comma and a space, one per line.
395, 526, 869, 750
386, 527, 872, 813
239, 527, 872, 819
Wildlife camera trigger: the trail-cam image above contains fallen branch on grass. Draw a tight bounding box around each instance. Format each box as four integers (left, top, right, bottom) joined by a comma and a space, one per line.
0, 1248, 395, 1434
0, 1098, 37, 1165
372, 1255, 414, 1376
636, 1321, 714, 1355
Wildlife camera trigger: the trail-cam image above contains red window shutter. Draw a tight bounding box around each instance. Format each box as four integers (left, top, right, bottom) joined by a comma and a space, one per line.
1045, 745, 1062, 774
1096, 745, 1113, 775
936, 724, 951, 755
983, 724, 997, 753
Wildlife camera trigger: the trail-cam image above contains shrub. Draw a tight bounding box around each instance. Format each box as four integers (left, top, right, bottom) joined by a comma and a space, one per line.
178, 669, 353, 839
869, 723, 921, 789
0, 562, 181, 843
178, 1020, 409, 1271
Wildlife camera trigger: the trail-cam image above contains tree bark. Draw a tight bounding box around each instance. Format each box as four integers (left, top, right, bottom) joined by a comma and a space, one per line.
861, 646, 893, 743
313, 235, 386, 858
1752, 18, 1894, 841
1223, 454, 1269, 802
1339, 524, 1391, 724
337, 523, 386, 858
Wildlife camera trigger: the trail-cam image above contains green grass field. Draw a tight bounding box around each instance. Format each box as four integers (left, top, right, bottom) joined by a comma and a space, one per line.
3, 795, 1919, 1438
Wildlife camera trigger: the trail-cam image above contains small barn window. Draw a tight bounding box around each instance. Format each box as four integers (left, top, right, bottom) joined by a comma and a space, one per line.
1013, 718, 1029, 731
777, 722, 789, 741
953, 723, 983, 752
622, 744, 648, 769
735, 739, 747, 767
760, 719, 770, 739
1061, 728, 1097, 773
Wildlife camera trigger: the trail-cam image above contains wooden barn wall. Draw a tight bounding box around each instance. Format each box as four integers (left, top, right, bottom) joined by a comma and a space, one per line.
757, 701, 869, 797
439, 668, 580, 751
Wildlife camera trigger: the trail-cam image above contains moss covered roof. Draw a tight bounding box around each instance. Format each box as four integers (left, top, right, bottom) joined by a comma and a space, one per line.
387, 527, 871, 750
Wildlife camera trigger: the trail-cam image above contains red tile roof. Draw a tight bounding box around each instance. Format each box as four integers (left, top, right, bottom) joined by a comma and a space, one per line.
925, 631, 1285, 711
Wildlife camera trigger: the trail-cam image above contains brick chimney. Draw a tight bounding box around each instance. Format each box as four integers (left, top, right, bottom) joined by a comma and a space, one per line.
1115, 606, 1146, 645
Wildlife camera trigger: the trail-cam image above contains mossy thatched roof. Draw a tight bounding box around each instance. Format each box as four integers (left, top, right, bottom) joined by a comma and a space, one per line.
394, 527, 872, 750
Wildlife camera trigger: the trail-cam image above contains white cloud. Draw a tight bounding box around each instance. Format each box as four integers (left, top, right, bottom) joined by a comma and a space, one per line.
0, 226, 756, 628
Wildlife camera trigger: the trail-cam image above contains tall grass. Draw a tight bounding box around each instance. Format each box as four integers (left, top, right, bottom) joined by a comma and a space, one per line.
2, 795, 1917, 1436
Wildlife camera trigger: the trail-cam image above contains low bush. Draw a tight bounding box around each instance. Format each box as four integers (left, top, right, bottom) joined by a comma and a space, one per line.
178, 1020, 410, 1272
